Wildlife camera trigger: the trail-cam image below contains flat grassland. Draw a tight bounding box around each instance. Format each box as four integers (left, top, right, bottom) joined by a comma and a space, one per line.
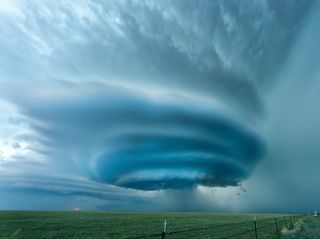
0, 211, 304, 239
282, 216, 320, 239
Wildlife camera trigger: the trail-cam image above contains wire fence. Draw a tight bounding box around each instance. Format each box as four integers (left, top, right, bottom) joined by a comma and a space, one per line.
126, 215, 304, 239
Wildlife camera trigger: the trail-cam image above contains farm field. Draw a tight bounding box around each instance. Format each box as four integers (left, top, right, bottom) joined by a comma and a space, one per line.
0, 211, 305, 239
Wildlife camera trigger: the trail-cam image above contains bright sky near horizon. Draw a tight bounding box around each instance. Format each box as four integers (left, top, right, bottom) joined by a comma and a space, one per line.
1, 0, 320, 212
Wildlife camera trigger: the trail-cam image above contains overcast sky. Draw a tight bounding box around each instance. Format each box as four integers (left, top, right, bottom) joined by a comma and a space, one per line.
1, 0, 320, 213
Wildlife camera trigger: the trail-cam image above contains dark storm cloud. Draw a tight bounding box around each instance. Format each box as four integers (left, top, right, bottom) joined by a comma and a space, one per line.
5, 83, 264, 190
0, 0, 317, 210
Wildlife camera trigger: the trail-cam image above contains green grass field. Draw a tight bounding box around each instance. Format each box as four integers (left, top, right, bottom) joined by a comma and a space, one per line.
281, 216, 320, 239
0, 211, 310, 239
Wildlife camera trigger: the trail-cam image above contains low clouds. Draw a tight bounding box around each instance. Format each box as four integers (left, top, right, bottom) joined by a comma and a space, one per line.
0, 0, 317, 210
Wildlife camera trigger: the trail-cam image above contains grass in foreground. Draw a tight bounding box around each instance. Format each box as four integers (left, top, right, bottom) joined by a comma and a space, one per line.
0, 211, 297, 239
282, 216, 320, 239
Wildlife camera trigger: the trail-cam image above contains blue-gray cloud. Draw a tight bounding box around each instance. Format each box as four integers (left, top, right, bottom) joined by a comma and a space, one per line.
0, 0, 317, 210
4, 83, 264, 190
1, 0, 313, 116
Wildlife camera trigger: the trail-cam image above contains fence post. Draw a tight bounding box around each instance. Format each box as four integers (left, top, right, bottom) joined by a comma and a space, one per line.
284, 216, 288, 229
161, 219, 166, 239
274, 217, 280, 238
290, 217, 294, 229
253, 216, 258, 239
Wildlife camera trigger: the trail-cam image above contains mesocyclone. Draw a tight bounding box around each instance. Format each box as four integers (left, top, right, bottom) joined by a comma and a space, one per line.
4, 82, 265, 191
89, 88, 265, 190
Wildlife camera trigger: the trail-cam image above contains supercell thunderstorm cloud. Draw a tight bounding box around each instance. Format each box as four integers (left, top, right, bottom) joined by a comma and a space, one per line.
8, 84, 264, 190
0, 0, 320, 211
